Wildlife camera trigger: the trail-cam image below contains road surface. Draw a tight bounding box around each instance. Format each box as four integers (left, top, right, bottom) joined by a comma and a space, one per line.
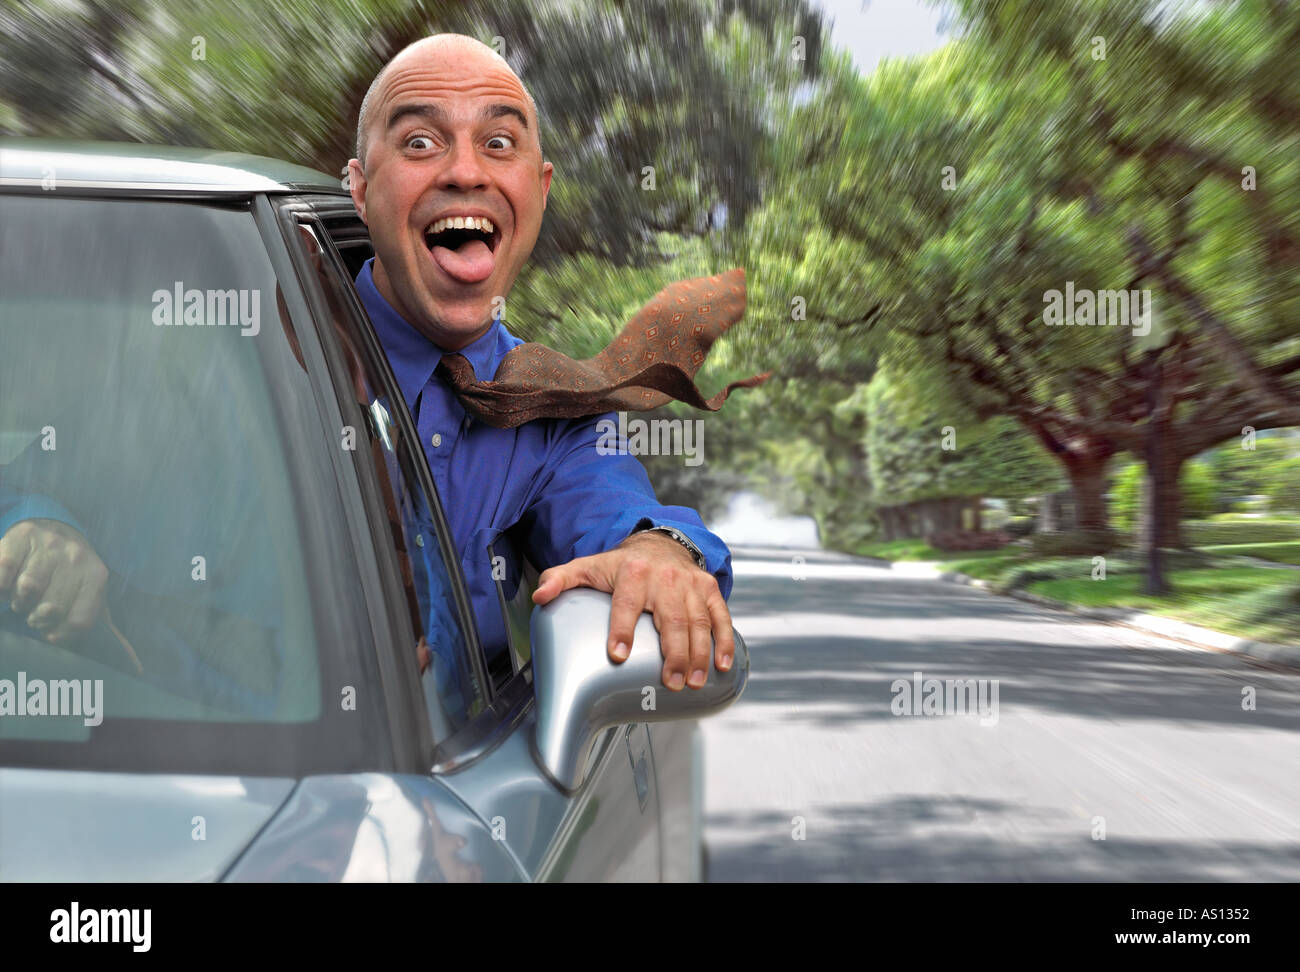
702, 546, 1300, 881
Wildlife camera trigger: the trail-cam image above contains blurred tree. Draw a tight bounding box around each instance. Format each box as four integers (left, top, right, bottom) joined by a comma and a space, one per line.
1265, 457, 1300, 514
740, 2, 1299, 553
1113, 458, 1217, 530
6, 0, 1297, 562
948, 0, 1300, 548
681, 374, 878, 551
1205, 434, 1298, 510
866, 364, 1059, 539
0, 0, 826, 271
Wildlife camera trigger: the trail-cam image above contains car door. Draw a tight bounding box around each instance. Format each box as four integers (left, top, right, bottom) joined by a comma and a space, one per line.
282, 196, 663, 880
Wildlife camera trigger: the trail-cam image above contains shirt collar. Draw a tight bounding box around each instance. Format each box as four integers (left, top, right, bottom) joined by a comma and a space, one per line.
354, 258, 507, 405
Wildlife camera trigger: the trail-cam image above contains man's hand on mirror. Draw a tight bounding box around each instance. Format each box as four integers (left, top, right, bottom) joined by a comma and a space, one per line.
531, 530, 734, 691
0, 518, 109, 645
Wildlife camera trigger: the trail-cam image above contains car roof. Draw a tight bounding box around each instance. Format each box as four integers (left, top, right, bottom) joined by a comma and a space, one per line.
0, 138, 343, 193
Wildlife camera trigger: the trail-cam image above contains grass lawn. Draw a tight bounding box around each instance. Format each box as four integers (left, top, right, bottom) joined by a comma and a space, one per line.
1028, 567, 1300, 645
851, 532, 1300, 644
853, 537, 1030, 563
853, 539, 953, 561
949, 550, 1034, 578
1196, 541, 1300, 566
940, 549, 1300, 645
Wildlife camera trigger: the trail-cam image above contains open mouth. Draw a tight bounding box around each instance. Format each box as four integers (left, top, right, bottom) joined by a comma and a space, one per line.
423, 216, 500, 285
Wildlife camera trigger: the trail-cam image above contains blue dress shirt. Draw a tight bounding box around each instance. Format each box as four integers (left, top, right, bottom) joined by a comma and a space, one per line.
354, 259, 733, 659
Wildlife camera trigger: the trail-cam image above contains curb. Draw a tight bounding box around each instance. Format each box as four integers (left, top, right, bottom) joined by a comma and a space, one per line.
915, 564, 1300, 670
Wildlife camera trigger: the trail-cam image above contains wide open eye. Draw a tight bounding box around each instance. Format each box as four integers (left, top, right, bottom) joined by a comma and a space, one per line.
486, 134, 515, 150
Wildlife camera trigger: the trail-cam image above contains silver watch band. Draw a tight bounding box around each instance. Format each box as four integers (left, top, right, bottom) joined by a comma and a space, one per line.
633, 525, 707, 570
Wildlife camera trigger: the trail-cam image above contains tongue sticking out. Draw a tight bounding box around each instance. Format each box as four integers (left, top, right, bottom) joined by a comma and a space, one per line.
430, 238, 495, 284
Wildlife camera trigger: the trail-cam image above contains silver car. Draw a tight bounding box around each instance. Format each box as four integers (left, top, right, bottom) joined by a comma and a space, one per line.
0, 139, 747, 882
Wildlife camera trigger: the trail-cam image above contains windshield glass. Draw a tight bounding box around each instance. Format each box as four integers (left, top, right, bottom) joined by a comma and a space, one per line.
0, 193, 387, 775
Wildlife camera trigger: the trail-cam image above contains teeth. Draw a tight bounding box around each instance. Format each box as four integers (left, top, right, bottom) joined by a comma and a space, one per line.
426, 216, 496, 236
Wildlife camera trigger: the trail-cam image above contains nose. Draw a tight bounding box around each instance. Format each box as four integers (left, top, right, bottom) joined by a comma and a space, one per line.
436, 136, 490, 192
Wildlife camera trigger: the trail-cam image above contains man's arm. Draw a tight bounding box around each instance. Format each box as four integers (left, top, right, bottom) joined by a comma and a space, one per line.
513, 414, 733, 592
518, 413, 736, 691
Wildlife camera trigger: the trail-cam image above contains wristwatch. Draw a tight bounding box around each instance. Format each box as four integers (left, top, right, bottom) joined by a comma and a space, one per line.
631, 525, 707, 571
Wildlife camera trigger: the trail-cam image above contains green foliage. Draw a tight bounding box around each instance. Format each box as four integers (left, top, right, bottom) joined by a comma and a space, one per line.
1205, 435, 1300, 511
1182, 462, 1217, 521
866, 365, 1059, 506
1028, 570, 1300, 645
1266, 457, 1300, 513
724, 377, 878, 550
4, 0, 1296, 558
0, 0, 826, 269
746, 0, 1300, 552
1112, 459, 1215, 529
1183, 520, 1300, 545
1111, 462, 1141, 530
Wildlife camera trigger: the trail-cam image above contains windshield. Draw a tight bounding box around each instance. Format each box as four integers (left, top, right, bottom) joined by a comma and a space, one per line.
0, 193, 387, 776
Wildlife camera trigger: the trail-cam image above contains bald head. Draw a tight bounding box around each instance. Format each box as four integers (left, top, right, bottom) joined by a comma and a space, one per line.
345, 30, 553, 351
355, 34, 541, 169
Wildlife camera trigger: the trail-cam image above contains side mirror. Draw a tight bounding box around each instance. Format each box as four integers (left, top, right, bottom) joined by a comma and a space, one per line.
530, 588, 748, 793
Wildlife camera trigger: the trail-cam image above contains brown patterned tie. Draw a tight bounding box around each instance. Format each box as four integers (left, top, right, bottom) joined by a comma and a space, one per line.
435, 267, 770, 428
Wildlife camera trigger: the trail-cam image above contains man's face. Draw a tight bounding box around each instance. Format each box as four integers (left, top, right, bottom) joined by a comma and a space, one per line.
349, 43, 552, 350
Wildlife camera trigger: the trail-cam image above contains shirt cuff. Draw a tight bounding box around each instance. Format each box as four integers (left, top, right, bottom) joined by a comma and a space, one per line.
0, 496, 84, 540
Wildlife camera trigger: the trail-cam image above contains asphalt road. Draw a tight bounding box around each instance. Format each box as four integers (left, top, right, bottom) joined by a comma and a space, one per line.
702, 546, 1300, 881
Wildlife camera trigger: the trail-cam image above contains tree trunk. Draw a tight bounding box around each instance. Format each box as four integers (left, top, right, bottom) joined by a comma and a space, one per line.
970, 496, 983, 532
1062, 454, 1112, 533
1025, 422, 1116, 534
878, 506, 899, 541
1138, 448, 1186, 549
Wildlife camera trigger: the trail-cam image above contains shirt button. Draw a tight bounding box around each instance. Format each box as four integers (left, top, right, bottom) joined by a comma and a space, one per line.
431, 433, 442, 448
415, 534, 424, 547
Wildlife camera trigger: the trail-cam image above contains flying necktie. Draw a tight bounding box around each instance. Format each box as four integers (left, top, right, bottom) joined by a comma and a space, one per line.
435, 267, 770, 428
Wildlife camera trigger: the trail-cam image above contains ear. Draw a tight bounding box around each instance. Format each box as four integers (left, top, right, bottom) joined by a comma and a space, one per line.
540, 159, 553, 211
347, 159, 368, 223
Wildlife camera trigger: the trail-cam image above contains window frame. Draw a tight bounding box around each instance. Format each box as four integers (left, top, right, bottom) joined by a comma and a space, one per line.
292, 194, 541, 773
274, 194, 530, 758
264, 193, 454, 772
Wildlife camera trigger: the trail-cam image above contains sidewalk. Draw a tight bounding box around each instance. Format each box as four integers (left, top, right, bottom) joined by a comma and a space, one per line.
902, 560, 1300, 670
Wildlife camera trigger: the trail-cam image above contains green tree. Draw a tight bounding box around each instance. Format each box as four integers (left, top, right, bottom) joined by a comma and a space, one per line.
1205, 434, 1300, 511
1266, 457, 1300, 513
1113, 458, 1216, 530
739, 1, 1300, 556
866, 365, 1059, 539
0, 0, 827, 271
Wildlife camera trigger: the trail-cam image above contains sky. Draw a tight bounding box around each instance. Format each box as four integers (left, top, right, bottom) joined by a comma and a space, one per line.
815, 0, 954, 73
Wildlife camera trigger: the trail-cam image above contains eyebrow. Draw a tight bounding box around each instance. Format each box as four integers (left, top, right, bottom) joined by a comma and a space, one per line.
386, 102, 530, 134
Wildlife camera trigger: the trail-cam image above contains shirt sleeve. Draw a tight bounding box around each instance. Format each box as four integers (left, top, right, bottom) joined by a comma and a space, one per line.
0, 485, 85, 539
517, 412, 735, 599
